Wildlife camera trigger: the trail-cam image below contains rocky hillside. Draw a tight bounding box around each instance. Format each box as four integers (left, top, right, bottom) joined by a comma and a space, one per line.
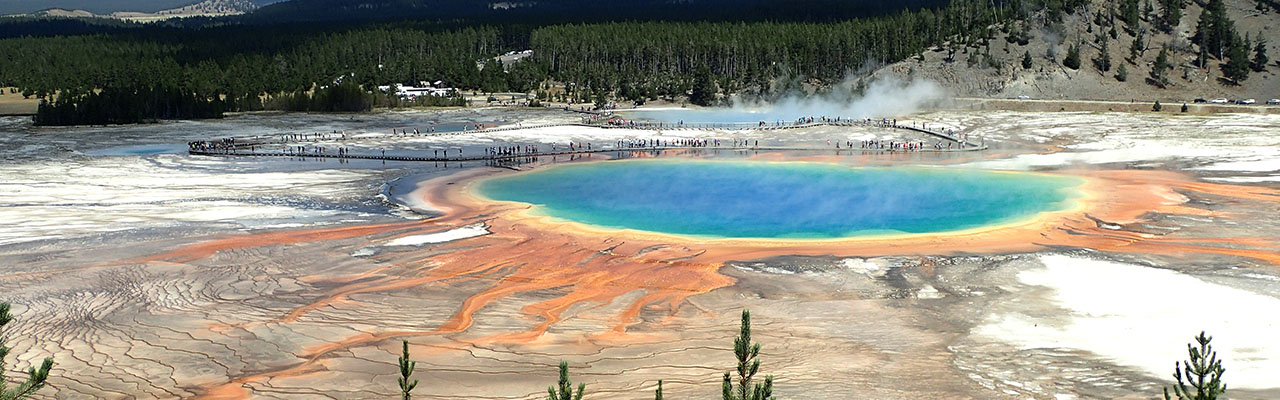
149, 0, 258, 16
25, 0, 258, 19
880, 0, 1280, 102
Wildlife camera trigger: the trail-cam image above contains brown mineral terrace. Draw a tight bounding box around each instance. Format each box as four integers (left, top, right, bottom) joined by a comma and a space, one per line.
92, 153, 1276, 398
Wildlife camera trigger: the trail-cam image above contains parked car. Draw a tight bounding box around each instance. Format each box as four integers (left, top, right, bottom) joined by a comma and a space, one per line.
1210, 98, 1229, 104
1193, 98, 1207, 103
1238, 99, 1256, 105
1268, 99, 1280, 105
1016, 95, 1031, 100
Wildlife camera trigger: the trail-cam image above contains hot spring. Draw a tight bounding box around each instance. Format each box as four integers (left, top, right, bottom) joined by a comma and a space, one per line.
476, 160, 1083, 239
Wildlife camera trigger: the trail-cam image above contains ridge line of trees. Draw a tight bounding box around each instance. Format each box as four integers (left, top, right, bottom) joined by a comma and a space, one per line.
2, 0, 1073, 125
5, 0, 1269, 125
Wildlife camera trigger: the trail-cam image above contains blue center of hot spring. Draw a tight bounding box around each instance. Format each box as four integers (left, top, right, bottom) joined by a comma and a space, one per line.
477, 160, 1081, 239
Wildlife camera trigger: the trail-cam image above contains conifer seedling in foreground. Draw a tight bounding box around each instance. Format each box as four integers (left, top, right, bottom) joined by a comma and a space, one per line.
1164, 331, 1227, 400
0, 302, 54, 400
723, 310, 774, 400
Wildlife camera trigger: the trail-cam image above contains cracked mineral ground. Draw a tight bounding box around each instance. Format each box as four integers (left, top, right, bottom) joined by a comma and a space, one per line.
1, 108, 1278, 399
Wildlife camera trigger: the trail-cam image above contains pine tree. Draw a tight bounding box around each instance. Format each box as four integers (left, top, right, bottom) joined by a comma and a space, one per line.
1130, 30, 1145, 60
1160, 0, 1183, 31
689, 66, 718, 106
1117, 63, 1129, 81
1022, 50, 1033, 69
548, 361, 585, 400
1194, 6, 1213, 51
1152, 46, 1172, 86
1016, 23, 1031, 45
1252, 36, 1269, 71
398, 340, 418, 400
0, 302, 54, 400
1181, 103, 1189, 112
1223, 32, 1251, 84
1195, 0, 1235, 59
1163, 331, 1227, 400
1064, 44, 1082, 69
722, 310, 773, 400
1153, 100, 1162, 111
1096, 38, 1113, 72
480, 58, 509, 93
1122, 0, 1142, 32
654, 380, 663, 400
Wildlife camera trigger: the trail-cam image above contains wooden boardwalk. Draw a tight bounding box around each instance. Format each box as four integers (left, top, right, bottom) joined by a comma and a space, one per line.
191, 144, 984, 163
189, 119, 986, 163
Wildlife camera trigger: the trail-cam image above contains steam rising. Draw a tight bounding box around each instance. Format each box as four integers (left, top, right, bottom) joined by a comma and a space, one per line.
734, 75, 949, 120
639, 75, 949, 123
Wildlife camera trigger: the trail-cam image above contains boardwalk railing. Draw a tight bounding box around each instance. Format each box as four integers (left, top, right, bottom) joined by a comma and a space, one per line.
189, 143, 984, 163
189, 117, 986, 163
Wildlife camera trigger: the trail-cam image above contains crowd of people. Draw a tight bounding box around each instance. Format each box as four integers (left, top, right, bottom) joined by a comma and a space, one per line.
188, 137, 238, 153
281, 145, 358, 156
487, 145, 539, 156
189, 113, 983, 163
858, 140, 934, 151
595, 115, 916, 131
614, 138, 718, 149
601, 119, 687, 129
279, 131, 346, 143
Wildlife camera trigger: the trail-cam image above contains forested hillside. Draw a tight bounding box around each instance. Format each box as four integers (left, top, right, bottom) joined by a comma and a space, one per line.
240, 0, 953, 24
0, 0, 1220, 126
878, 0, 1279, 100
530, 0, 1010, 102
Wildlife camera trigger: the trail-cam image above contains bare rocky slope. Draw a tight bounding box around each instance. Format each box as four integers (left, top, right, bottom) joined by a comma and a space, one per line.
29, 0, 258, 19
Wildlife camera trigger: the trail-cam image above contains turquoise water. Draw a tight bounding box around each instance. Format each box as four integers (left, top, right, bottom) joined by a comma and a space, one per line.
477, 160, 1081, 239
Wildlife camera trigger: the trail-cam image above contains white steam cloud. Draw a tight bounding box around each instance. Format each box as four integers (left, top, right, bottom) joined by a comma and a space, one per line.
732, 75, 949, 119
